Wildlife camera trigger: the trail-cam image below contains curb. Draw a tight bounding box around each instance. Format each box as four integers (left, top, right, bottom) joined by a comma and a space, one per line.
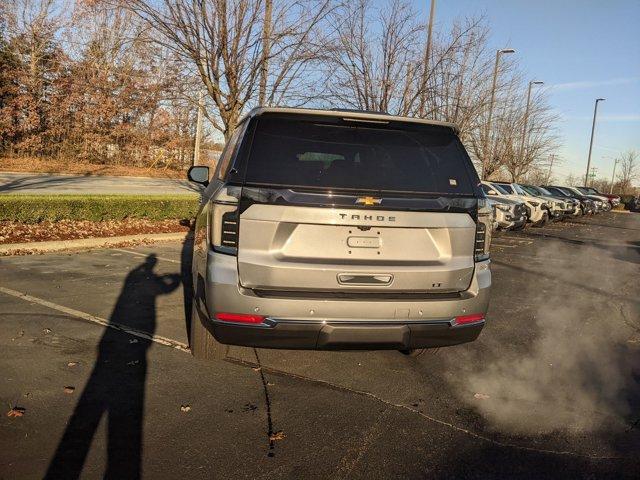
0, 232, 188, 256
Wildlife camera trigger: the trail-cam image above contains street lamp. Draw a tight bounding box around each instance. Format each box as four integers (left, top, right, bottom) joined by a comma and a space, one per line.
482, 48, 516, 179
584, 98, 605, 186
518, 80, 544, 163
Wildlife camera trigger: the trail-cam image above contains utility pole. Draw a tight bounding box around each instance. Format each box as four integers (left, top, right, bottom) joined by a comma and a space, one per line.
588, 167, 598, 187
482, 48, 515, 179
610, 158, 619, 194
519, 80, 544, 163
546, 153, 555, 184
584, 98, 605, 186
419, 0, 436, 117
193, 90, 204, 166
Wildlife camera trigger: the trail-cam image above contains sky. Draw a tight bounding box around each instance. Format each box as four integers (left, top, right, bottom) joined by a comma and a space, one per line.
413, 0, 640, 184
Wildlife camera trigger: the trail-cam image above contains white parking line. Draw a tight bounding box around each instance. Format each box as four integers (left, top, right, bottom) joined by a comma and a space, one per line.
111, 248, 181, 264
0, 286, 189, 352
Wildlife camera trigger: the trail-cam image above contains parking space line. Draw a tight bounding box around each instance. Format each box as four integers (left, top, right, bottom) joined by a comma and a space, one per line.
0, 285, 189, 352
111, 248, 181, 264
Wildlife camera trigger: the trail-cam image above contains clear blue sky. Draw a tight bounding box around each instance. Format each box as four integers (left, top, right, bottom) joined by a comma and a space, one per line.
413, 0, 640, 183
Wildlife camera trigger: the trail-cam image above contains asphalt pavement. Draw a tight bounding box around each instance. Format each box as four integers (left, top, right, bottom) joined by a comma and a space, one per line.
1, 213, 639, 479
0, 172, 200, 195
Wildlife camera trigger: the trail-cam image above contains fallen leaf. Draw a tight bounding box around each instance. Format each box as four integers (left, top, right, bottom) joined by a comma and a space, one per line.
266, 382, 275, 386
180, 405, 191, 412
63, 386, 75, 394
7, 407, 25, 418
474, 393, 490, 400
67, 362, 78, 367
269, 430, 286, 441
252, 367, 261, 372
43, 328, 52, 334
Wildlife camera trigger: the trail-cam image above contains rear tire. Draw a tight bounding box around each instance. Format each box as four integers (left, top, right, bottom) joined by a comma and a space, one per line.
190, 305, 228, 360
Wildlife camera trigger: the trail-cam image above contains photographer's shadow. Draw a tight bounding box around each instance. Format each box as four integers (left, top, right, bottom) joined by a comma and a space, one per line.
45, 254, 179, 479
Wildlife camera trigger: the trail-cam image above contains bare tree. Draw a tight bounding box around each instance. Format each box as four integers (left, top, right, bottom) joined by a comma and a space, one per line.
123, 0, 334, 139
616, 150, 639, 194
324, 0, 423, 114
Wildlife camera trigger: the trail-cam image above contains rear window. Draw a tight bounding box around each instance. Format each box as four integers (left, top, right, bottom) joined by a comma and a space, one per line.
242, 115, 475, 194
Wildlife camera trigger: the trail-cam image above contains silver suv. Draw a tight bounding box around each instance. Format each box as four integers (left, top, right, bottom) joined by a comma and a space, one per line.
187, 108, 492, 359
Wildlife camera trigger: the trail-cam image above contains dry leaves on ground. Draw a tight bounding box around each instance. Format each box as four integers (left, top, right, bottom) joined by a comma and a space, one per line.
269, 431, 286, 441
0, 219, 190, 244
7, 407, 25, 418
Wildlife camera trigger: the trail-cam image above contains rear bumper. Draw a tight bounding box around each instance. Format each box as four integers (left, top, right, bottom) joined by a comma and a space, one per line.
198, 251, 491, 350
210, 317, 484, 350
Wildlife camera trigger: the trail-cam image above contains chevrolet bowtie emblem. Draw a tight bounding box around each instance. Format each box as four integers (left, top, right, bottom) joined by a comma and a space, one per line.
356, 196, 382, 206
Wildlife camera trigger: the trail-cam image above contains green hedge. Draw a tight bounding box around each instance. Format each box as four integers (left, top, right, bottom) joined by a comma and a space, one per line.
0, 194, 200, 223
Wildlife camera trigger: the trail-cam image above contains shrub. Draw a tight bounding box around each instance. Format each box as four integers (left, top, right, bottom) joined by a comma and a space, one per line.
0, 194, 199, 223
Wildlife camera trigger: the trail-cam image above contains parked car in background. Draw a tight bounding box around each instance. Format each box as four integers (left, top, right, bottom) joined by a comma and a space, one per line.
575, 187, 620, 207
562, 186, 609, 212
572, 187, 612, 211
542, 185, 592, 215
484, 181, 548, 226
519, 184, 571, 220
187, 107, 492, 359
487, 196, 527, 231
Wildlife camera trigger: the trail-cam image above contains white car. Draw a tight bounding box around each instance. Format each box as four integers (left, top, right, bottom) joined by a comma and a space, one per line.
481, 181, 548, 226
486, 196, 527, 231
519, 184, 570, 220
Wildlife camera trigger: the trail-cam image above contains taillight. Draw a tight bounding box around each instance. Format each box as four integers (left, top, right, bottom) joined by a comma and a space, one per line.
210, 185, 240, 255
454, 313, 485, 325
215, 312, 265, 324
475, 199, 492, 262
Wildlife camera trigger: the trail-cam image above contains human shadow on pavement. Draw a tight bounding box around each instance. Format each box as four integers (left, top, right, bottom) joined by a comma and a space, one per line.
44, 254, 180, 480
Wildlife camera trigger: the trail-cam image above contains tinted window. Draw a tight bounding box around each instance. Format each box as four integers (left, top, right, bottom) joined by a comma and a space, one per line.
545, 187, 566, 196
521, 185, 539, 196
495, 183, 514, 194
513, 184, 527, 195
243, 115, 476, 194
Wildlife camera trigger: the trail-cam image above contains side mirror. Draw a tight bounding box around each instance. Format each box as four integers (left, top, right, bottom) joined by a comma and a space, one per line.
487, 190, 497, 195
187, 166, 209, 185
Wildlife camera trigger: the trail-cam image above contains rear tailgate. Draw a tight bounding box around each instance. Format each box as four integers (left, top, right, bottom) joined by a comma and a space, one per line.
238, 204, 475, 293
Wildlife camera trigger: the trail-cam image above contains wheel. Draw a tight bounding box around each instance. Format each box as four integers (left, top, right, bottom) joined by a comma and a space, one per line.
400, 348, 440, 357
532, 212, 548, 227
190, 304, 229, 360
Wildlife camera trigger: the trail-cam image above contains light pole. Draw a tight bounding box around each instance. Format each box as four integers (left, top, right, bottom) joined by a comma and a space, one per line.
482, 48, 515, 179
610, 157, 619, 194
518, 80, 544, 163
584, 98, 605, 186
